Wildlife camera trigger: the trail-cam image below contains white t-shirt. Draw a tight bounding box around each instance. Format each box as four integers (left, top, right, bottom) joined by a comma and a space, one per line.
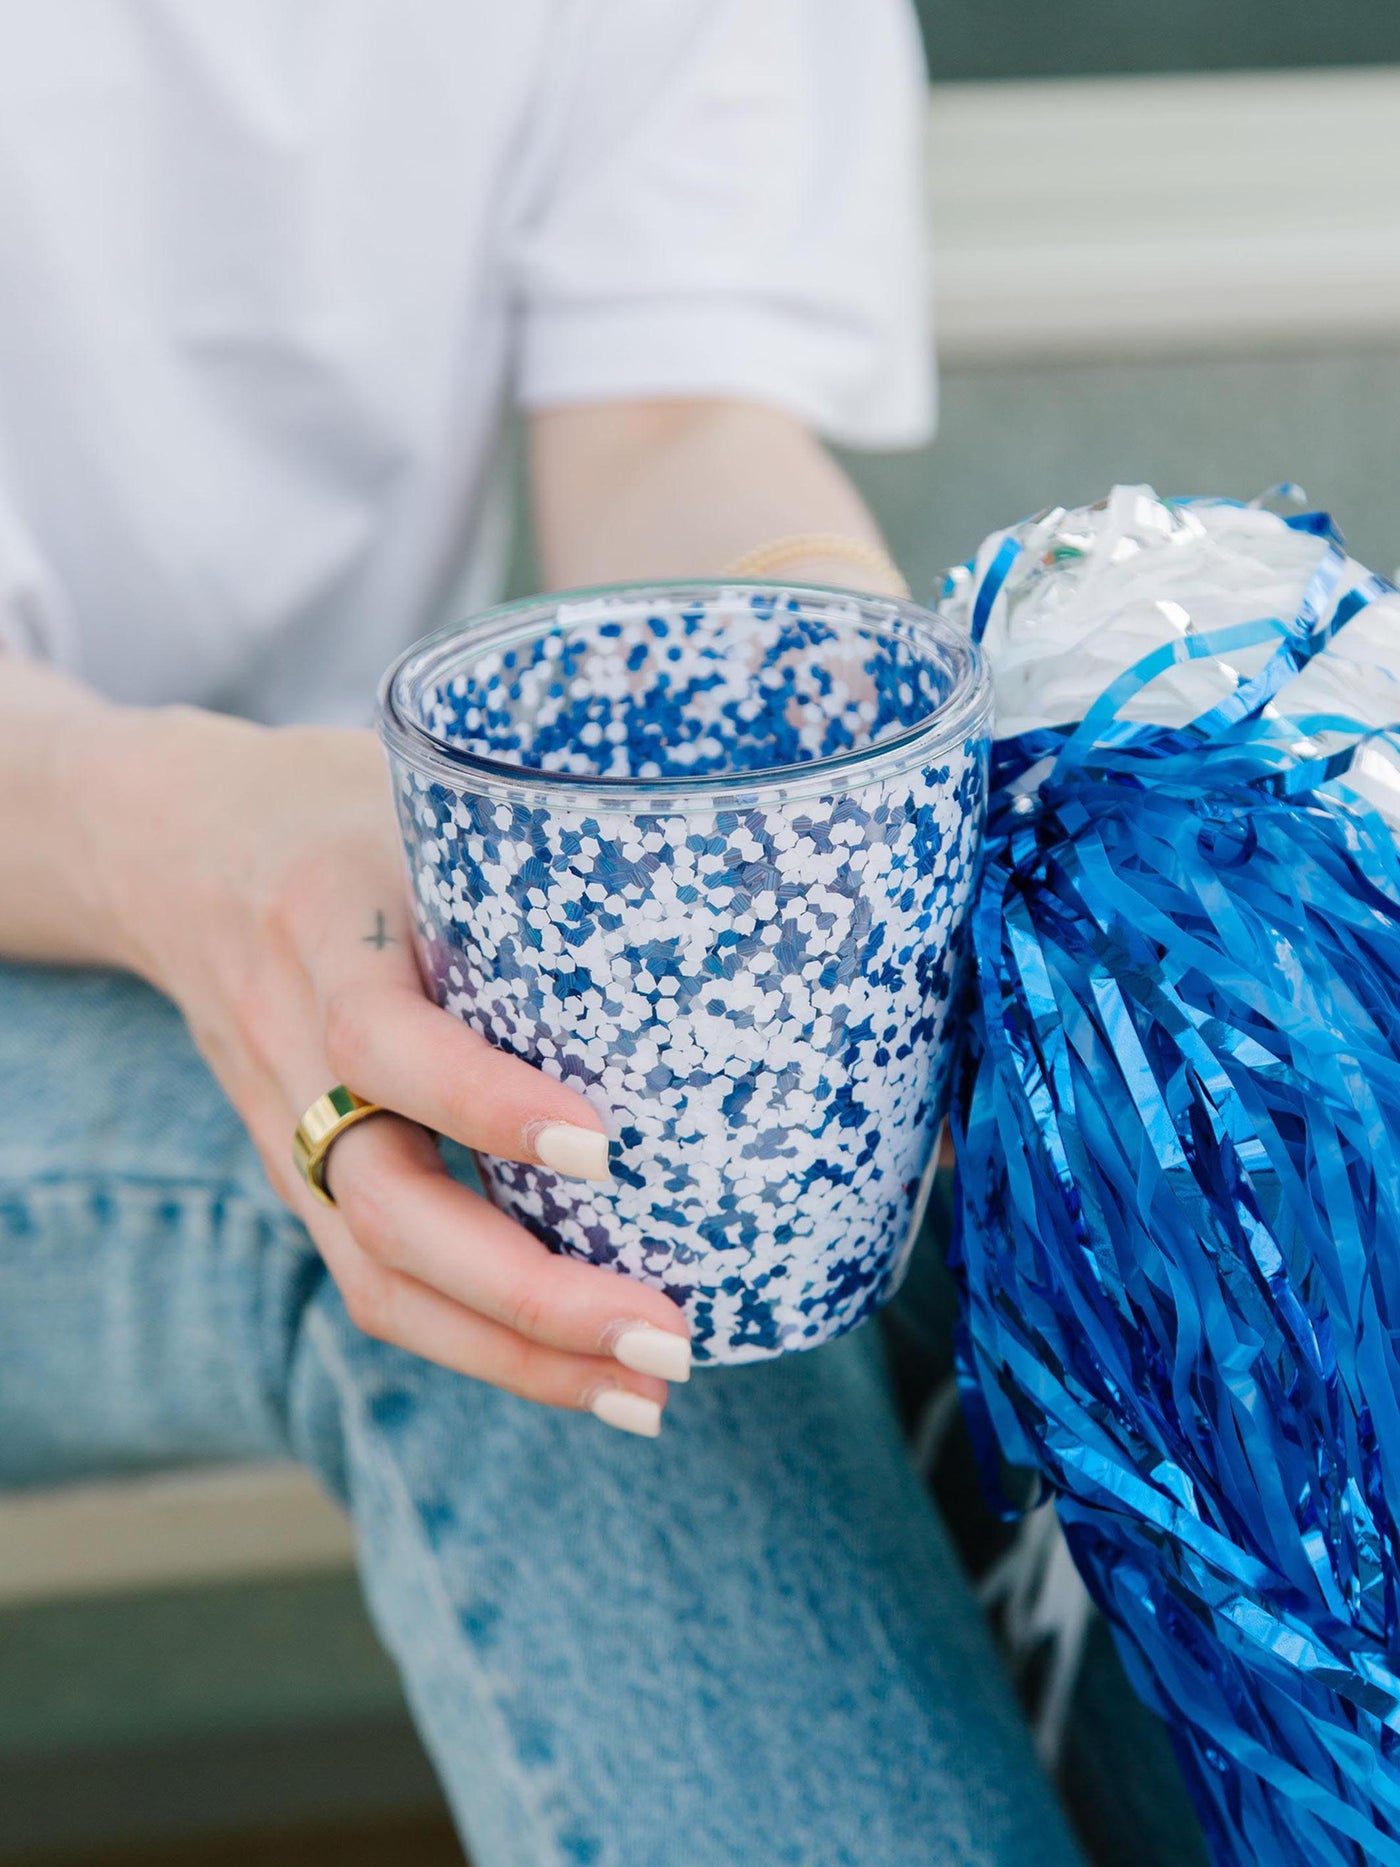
0, 1, 933, 726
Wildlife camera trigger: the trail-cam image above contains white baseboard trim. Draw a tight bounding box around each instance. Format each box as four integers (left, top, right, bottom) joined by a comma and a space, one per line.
0, 1464, 355, 1605
928, 67, 1400, 360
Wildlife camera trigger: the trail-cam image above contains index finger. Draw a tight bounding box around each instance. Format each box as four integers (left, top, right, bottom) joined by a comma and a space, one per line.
322, 974, 614, 1182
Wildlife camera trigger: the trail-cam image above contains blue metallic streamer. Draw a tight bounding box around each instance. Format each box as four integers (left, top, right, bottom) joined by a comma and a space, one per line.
969, 534, 1023, 645
947, 501, 1400, 1865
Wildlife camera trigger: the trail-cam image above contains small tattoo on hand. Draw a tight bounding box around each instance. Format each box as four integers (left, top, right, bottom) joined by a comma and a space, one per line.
364, 911, 396, 950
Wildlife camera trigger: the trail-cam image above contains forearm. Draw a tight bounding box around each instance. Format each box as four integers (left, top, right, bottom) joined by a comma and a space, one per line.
0, 658, 271, 975
0, 657, 133, 965
530, 398, 904, 595
5, 399, 896, 963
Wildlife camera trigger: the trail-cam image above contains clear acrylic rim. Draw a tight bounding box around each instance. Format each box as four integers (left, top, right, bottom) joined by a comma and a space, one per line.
376, 579, 990, 815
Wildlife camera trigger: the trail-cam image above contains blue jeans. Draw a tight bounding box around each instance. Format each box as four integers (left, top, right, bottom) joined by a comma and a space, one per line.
0, 963, 1084, 1867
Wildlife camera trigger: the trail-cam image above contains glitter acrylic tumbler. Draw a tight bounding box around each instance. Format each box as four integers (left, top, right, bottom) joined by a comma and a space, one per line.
378, 583, 989, 1364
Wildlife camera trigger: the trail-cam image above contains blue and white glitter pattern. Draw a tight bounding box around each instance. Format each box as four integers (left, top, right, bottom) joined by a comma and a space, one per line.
389, 591, 986, 1363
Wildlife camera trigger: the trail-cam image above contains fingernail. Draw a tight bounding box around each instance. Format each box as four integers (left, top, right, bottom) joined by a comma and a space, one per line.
532, 1121, 611, 1182
612, 1324, 691, 1383
590, 1389, 663, 1438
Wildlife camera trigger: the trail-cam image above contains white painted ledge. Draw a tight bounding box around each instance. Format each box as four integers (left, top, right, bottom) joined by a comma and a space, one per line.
0, 1464, 355, 1605
928, 67, 1400, 359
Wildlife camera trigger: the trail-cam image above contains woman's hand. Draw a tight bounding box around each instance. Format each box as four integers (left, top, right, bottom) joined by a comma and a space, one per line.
80, 703, 690, 1434
3, 395, 911, 1433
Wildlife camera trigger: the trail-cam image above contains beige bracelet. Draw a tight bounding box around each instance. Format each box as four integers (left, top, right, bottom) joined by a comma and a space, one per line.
725, 532, 911, 598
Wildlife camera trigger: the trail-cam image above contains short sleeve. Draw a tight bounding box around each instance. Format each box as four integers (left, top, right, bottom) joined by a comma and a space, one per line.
511, 0, 934, 450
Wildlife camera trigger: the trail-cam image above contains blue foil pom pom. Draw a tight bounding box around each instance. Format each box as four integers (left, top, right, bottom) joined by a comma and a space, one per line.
943, 492, 1400, 1864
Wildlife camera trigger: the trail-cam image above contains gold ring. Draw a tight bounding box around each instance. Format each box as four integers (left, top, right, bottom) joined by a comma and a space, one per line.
292, 1085, 387, 1207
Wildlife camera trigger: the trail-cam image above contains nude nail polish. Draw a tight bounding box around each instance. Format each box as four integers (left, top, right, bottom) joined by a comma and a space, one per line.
611, 1324, 691, 1383
532, 1121, 611, 1182
590, 1389, 663, 1438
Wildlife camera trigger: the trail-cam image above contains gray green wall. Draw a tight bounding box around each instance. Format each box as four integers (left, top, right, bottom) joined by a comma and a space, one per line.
843, 346, 1400, 599
916, 0, 1400, 80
